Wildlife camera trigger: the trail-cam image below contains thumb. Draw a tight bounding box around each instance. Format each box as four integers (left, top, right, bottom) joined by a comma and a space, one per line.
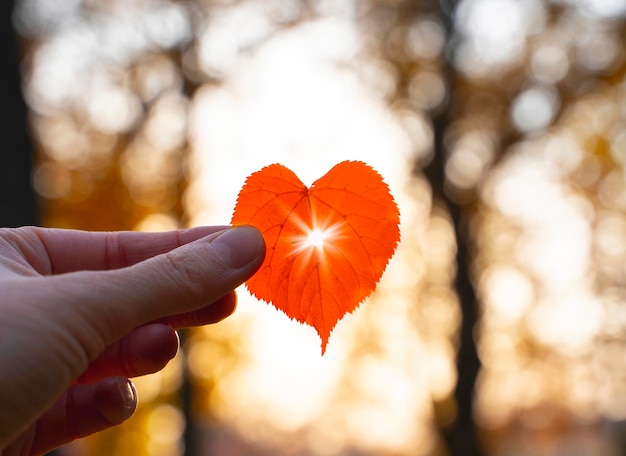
49, 225, 265, 357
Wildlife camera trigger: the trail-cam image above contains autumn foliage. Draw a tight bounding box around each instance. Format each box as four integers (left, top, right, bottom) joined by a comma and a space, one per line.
231, 161, 400, 353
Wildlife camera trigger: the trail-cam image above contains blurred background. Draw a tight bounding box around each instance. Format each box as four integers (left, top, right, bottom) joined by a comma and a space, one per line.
2, 0, 626, 454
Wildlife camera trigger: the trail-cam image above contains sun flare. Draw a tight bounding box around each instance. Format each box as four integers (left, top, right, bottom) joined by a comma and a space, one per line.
293, 221, 344, 257
304, 227, 329, 250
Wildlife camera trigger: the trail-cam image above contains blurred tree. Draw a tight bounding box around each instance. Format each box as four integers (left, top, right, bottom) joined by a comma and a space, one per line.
359, 0, 482, 452
364, 0, 626, 454
0, 0, 37, 227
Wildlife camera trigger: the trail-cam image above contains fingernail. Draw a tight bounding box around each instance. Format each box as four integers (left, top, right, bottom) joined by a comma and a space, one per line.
118, 378, 136, 409
97, 377, 137, 424
211, 226, 265, 269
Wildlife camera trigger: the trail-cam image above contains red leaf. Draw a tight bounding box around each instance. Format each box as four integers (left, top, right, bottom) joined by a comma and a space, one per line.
231, 161, 400, 353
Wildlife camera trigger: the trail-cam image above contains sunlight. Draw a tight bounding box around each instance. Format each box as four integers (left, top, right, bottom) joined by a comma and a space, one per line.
455, 0, 546, 75
292, 221, 344, 257
304, 227, 328, 250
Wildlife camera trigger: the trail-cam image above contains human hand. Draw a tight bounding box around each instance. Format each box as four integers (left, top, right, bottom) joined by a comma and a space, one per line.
0, 225, 264, 455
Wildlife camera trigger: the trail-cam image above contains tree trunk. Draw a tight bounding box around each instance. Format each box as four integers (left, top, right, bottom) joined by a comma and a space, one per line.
0, 0, 38, 228
423, 1, 483, 454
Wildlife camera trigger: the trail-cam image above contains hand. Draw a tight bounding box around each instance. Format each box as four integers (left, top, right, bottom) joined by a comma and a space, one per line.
0, 225, 265, 455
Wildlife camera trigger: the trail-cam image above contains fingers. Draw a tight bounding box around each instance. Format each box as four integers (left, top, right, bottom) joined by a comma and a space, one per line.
29, 377, 137, 455
75, 324, 179, 384
156, 291, 237, 328
76, 293, 236, 384
28, 293, 237, 453
12, 296, 237, 453
13, 225, 229, 275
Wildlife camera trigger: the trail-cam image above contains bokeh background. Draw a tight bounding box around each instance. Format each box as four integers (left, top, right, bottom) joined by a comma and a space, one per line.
3, 0, 626, 454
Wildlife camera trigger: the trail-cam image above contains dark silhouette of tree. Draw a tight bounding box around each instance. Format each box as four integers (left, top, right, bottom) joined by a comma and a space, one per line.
422, 2, 482, 454
1, 0, 37, 227
426, 4, 482, 453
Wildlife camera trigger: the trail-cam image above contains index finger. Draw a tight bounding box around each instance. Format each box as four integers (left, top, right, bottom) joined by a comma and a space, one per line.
11, 226, 228, 274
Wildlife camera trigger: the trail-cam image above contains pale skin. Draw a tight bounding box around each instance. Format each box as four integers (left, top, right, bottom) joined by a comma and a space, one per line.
0, 225, 265, 455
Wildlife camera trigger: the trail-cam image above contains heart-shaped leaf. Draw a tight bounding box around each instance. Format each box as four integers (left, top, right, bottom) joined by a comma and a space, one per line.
231, 160, 400, 353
